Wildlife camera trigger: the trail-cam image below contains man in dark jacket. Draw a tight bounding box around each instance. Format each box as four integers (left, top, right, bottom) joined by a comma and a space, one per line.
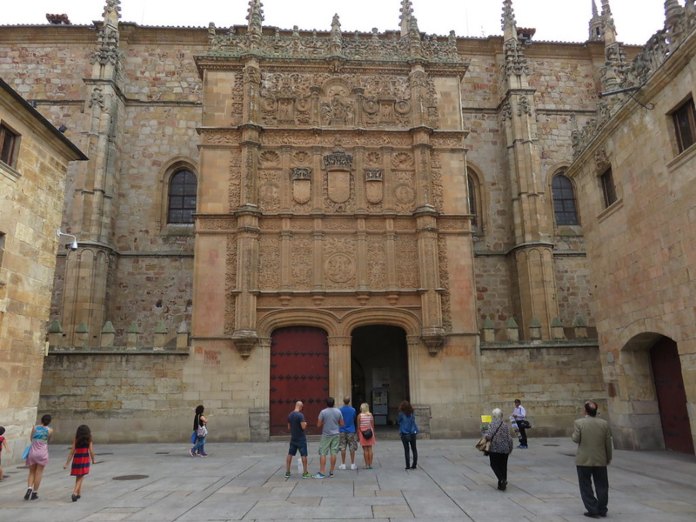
572, 400, 613, 518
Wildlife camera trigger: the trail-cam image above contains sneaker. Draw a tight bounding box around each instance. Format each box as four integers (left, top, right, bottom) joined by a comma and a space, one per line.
517, 444, 528, 449
302, 472, 311, 479
24, 488, 32, 501
284, 471, 291, 478
72, 494, 78, 502
30, 492, 39, 500
329, 471, 334, 477
350, 463, 357, 470
313, 472, 326, 479
338, 464, 346, 470
189, 449, 195, 457
199, 452, 208, 457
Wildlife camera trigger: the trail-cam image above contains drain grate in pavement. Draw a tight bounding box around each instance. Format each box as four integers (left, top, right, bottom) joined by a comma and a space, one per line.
113, 474, 149, 481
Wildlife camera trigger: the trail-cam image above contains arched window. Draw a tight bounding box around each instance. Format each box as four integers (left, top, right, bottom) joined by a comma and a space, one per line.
552, 173, 578, 225
167, 169, 197, 224
467, 169, 481, 230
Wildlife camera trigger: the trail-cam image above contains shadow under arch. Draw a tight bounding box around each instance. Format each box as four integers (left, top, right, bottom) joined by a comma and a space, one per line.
616, 331, 694, 453
338, 307, 421, 338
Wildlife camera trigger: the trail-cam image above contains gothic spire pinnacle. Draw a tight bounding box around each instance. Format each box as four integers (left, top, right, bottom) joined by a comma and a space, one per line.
246, 0, 264, 41
502, 0, 518, 41
330, 13, 343, 54
102, 0, 121, 27
601, 0, 617, 44
664, 0, 684, 28
589, 0, 603, 41
400, 0, 415, 37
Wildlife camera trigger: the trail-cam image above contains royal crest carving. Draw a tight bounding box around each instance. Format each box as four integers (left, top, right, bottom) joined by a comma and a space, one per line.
365, 169, 384, 204
291, 167, 312, 205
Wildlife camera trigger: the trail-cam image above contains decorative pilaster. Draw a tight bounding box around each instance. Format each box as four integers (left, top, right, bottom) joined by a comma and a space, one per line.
500, 0, 559, 340
60, 0, 122, 345
328, 336, 352, 400
246, 0, 264, 45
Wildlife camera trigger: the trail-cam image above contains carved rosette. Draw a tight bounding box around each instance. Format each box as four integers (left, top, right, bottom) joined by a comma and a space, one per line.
323, 237, 356, 288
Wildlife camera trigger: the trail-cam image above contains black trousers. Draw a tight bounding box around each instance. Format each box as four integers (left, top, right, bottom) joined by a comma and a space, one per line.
576, 465, 608, 515
517, 423, 527, 445
489, 452, 509, 483
400, 433, 417, 467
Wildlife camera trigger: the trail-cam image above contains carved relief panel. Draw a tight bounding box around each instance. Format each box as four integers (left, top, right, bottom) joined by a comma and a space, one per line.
323, 237, 357, 289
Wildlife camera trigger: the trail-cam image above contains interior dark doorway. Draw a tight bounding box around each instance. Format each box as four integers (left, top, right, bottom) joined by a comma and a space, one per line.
269, 326, 329, 436
650, 337, 694, 454
351, 325, 409, 428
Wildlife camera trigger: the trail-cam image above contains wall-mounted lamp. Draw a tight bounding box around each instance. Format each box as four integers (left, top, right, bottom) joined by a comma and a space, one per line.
57, 229, 78, 251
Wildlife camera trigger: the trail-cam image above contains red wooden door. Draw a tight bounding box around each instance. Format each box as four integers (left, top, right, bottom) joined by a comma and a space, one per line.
270, 326, 329, 436
650, 337, 694, 454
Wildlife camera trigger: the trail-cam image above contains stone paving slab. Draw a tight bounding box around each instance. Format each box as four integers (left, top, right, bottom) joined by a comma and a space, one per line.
0, 438, 695, 521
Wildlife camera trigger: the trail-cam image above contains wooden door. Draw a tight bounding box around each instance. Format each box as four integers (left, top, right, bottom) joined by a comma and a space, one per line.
650, 337, 694, 454
269, 326, 329, 436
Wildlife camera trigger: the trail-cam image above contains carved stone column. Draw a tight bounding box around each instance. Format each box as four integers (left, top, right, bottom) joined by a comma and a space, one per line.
407, 335, 423, 403
232, 206, 261, 356
249, 337, 271, 441
328, 336, 352, 401
415, 206, 445, 352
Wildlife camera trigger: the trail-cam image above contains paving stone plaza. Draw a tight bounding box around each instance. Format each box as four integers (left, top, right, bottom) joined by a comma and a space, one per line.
0, 437, 695, 521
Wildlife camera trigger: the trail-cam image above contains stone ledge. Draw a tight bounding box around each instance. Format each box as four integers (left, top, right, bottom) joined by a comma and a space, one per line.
48, 347, 190, 356
481, 339, 599, 350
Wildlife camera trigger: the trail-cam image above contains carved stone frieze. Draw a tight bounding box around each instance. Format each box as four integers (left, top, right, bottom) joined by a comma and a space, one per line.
324, 237, 357, 287
393, 171, 416, 213
206, 24, 466, 67
259, 235, 281, 290
202, 130, 241, 146
367, 237, 387, 289
438, 236, 452, 333
224, 236, 237, 335
290, 237, 313, 288
229, 154, 242, 209
258, 171, 282, 212
395, 235, 418, 288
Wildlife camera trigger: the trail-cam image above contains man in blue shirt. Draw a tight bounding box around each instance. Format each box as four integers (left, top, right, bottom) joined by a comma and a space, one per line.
338, 396, 357, 470
285, 401, 310, 478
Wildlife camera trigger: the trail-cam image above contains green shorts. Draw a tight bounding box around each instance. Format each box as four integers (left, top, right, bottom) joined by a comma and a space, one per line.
318, 434, 340, 456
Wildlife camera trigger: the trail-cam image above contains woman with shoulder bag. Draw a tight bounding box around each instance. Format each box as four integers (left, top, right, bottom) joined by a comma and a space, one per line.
485, 408, 513, 490
189, 405, 208, 457
398, 400, 419, 470
357, 403, 376, 469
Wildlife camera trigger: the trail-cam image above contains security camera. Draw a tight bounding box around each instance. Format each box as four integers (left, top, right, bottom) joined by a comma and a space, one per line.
69, 240, 78, 251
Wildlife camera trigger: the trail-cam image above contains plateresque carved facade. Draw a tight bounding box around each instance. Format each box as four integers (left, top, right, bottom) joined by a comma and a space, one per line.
0, 0, 694, 452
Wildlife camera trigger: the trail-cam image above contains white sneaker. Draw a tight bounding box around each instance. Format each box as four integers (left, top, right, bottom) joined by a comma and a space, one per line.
338, 464, 346, 470
351, 463, 357, 470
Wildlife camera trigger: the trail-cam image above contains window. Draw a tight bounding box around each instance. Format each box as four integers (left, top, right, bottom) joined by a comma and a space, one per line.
167, 169, 197, 224
672, 97, 696, 153
600, 167, 617, 208
0, 122, 20, 168
551, 173, 578, 225
467, 169, 481, 230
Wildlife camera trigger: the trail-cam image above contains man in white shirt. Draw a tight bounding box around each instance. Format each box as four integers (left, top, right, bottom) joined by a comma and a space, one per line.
512, 399, 528, 448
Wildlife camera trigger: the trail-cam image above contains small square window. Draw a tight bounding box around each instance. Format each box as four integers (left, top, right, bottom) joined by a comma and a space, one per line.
600, 167, 617, 208
672, 97, 696, 153
0, 122, 20, 168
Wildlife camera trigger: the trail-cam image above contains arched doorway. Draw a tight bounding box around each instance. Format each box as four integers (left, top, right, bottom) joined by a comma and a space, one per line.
351, 325, 408, 427
269, 326, 329, 436
650, 337, 694, 454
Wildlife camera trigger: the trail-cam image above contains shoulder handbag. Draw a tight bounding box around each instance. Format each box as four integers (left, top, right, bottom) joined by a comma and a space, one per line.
361, 428, 373, 439
475, 420, 503, 455
22, 444, 31, 460
197, 425, 208, 437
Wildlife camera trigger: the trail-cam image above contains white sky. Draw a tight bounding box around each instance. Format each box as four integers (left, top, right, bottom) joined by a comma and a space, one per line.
4, 0, 665, 45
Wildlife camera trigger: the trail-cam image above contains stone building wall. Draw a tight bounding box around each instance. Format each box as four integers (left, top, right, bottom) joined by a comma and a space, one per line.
567, 16, 696, 451
0, 79, 86, 462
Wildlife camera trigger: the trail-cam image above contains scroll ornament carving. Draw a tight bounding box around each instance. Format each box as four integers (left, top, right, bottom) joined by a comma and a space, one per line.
206, 24, 466, 66
258, 171, 281, 212
291, 238, 313, 287
438, 236, 452, 333
367, 238, 387, 289
259, 236, 281, 290
229, 155, 242, 210
224, 237, 237, 335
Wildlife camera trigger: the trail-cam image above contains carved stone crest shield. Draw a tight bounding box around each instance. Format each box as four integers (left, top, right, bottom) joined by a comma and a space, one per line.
323, 150, 353, 204
365, 169, 383, 204
291, 167, 311, 205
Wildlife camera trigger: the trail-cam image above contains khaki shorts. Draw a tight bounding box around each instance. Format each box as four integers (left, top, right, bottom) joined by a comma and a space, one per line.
339, 432, 358, 452
318, 434, 340, 456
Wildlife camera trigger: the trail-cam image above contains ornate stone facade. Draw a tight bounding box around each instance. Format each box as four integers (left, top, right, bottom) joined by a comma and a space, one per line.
6, 1, 692, 448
